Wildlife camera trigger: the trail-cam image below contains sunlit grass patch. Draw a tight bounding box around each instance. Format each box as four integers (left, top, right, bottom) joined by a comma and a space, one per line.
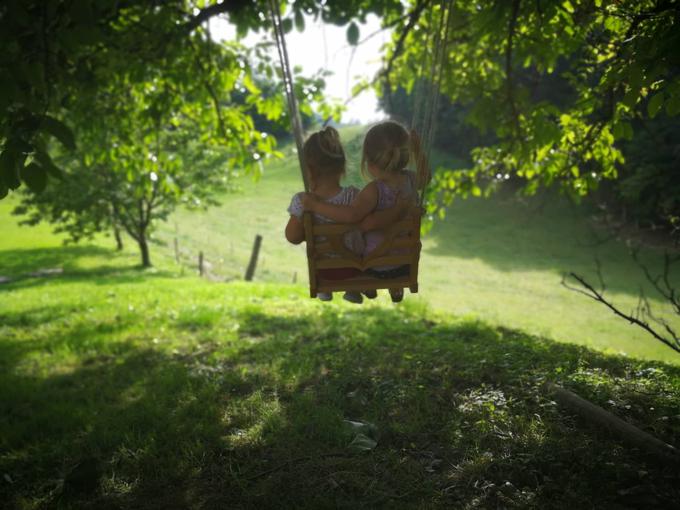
2, 191, 680, 508
223, 390, 285, 448
175, 304, 223, 331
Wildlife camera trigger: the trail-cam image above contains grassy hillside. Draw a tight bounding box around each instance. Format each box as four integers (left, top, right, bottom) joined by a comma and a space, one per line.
2, 186, 680, 508
147, 127, 680, 363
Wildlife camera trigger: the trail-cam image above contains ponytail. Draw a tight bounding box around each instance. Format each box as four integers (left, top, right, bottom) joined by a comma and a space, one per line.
362, 121, 410, 177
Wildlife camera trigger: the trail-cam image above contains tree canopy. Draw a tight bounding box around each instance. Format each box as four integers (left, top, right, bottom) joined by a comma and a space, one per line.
2, 0, 679, 233
381, 1, 680, 218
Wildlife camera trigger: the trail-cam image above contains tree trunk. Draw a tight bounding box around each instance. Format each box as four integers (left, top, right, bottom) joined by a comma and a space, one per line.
138, 234, 151, 267
113, 224, 124, 251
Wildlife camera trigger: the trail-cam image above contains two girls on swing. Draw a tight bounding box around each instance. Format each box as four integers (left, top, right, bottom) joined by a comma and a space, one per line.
285, 120, 430, 303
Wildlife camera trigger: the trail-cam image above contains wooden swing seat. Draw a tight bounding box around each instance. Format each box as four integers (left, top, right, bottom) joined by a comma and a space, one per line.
304, 208, 422, 297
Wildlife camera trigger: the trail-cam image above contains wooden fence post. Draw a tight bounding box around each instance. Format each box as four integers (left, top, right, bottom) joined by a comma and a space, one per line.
245, 235, 262, 281
199, 251, 204, 276
174, 238, 179, 263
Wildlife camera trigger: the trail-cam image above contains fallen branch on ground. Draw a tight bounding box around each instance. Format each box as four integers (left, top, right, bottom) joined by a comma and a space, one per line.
545, 382, 680, 462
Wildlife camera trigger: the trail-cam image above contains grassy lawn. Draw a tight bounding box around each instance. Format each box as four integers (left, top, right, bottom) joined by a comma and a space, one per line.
2, 180, 680, 508
147, 127, 680, 363
1, 253, 680, 507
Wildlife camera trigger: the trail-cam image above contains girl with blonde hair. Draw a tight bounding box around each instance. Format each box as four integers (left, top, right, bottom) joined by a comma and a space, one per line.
286, 126, 406, 303
302, 121, 430, 302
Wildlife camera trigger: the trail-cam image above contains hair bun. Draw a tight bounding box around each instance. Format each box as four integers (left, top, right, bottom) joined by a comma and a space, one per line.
321, 126, 339, 141
302, 127, 347, 179
318, 126, 345, 161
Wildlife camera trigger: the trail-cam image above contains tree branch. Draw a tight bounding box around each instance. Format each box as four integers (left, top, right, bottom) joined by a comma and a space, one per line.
506, 0, 523, 146
184, 1, 251, 34
562, 272, 680, 354
111, 199, 140, 242
632, 248, 680, 315
380, 0, 432, 95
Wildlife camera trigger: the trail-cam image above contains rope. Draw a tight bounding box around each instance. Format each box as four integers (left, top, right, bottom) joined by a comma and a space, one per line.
267, 0, 453, 201
412, 0, 453, 207
267, 0, 309, 191
410, 5, 435, 138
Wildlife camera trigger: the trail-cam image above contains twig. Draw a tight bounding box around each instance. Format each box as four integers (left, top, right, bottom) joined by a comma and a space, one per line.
562, 272, 680, 354
632, 248, 680, 315
505, 0, 523, 147
380, 0, 432, 95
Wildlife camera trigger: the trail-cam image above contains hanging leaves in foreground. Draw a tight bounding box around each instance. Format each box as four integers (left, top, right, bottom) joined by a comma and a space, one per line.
347, 22, 359, 46
39, 116, 76, 151
19, 162, 48, 193
294, 10, 305, 32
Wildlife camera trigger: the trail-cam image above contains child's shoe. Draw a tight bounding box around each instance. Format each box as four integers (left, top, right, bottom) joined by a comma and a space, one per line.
362, 290, 377, 299
389, 289, 404, 303
318, 292, 333, 301
343, 292, 363, 304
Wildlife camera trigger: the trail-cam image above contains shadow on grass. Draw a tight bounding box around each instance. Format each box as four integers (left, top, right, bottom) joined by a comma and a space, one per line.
2, 306, 680, 509
423, 192, 669, 297
0, 245, 112, 277
0, 249, 176, 293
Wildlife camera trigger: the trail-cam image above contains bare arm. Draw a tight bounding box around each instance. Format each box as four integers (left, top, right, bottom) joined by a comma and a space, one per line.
285, 215, 305, 244
360, 198, 410, 232
303, 182, 379, 224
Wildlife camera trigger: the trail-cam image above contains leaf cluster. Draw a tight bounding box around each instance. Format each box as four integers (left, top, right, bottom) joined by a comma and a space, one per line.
382, 0, 680, 217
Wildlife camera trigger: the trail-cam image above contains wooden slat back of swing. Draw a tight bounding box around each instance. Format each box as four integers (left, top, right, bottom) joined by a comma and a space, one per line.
303, 209, 422, 297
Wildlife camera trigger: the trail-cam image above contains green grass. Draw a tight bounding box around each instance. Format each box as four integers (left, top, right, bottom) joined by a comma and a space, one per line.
147, 127, 680, 363
1, 257, 680, 507
2, 186, 680, 508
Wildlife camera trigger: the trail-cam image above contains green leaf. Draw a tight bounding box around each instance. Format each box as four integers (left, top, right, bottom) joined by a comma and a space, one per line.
0, 149, 21, 190
348, 433, 377, 452
647, 92, 664, 118
20, 162, 48, 193
40, 116, 76, 150
282, 18, 293, 34
347, 22, 359, 46
0, 181, 8, 199
70, 0, 94, 25
612, 121, 632, 140
294, 10, 305, 32
628, 64, 644, 92
666, 93, 680, 116
622, 88, 639, 109
622, 122, 633, 140
351, 80, 368, 97
34, 150, 65, 180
